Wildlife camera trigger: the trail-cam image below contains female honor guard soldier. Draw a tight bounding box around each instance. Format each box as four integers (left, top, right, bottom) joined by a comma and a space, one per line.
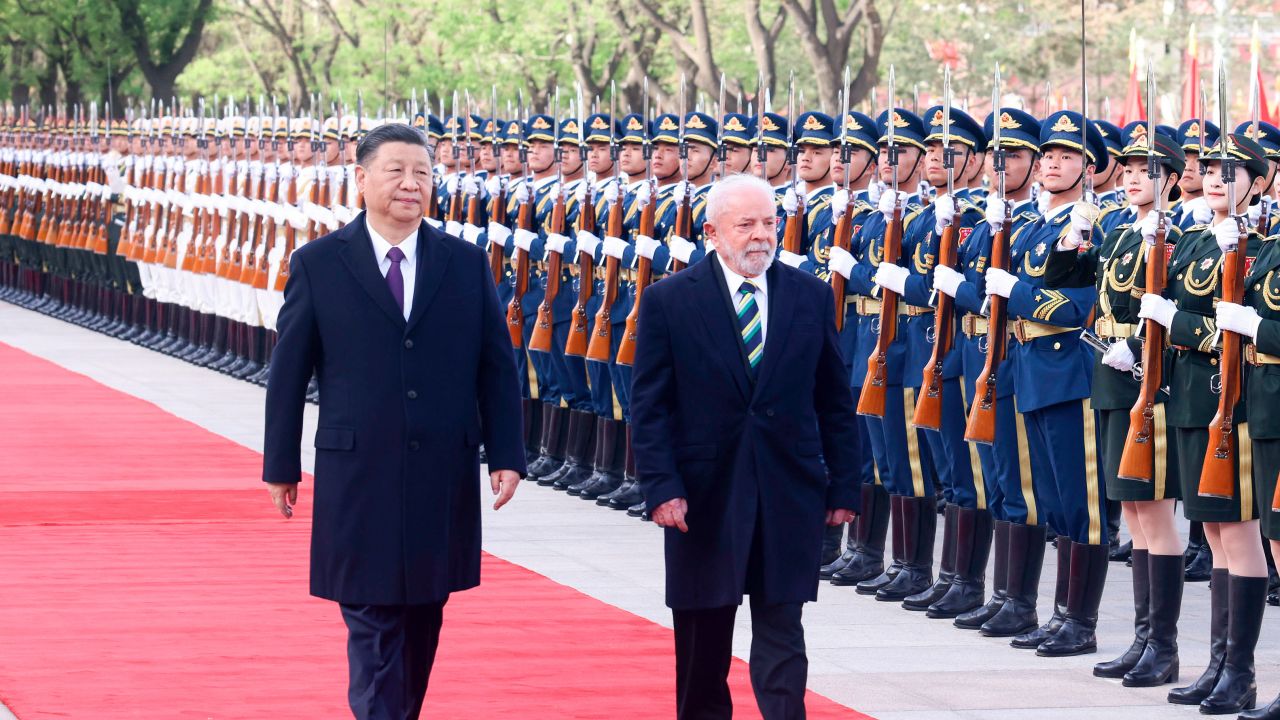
1216, 160, 1280, 720
982, 110, 1109, 657
1138, 132, 1269, 715
1045, 130, 1187, 687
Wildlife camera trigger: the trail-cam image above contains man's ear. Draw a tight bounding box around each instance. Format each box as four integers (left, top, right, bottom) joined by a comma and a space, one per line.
354, 164, 367, 194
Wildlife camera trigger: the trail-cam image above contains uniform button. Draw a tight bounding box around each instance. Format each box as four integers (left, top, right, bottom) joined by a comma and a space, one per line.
1257, 284, 1263, 291
404, 339, 414, 349
1211, 358, 1218, 366
1053, 342, 1061, 350
409, 441, 420, 451
1176, 274, 1184, 280
407, 390, 418, 399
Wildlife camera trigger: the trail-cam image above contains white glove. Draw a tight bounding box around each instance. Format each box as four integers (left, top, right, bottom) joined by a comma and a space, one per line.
672, 180, 691, 204
545, 232, 570, 255
602, 181, 619, 205
874, 263, 909, 295
1102, 340, 1136, 371
984, 267, 1018, 298
878, 188, 901, 223
778, 250, 805, 268
669, 235, 696, 264
782, 187, 798, 215
984, 196, 1007, 231
633, 181, 651, 208
576, 230, 601, 258
461, 174, 480, 196
1213, 218, 1244, 254
513, 181, 530, 204
445, 220, 463, 238
1216, 301, 1264, 340
1058, 204, 1096, 251
424, 216, 444, 230
1183, 196, 1213, 226
866, 180, 883, 205
634, 233, 660, 260
462, 223, 483, 246
1136, 210, 1160, 245
933, 194, 956, 235
830, 188, 849, 218
443, 174, 459, 197
1248, 199, 1266, 226
484, 176, 502, 196
828, 246, 856, 279
1138, 293, 1177, 329
602, 235, 628, 259
513, 228, 537, 252
933, 265, 963, 297
574, 181, 589, 205
488, 222, 512, 248
1036, 188, 1052, 214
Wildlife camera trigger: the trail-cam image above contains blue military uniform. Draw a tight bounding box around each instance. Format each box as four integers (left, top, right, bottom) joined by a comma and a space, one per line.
1173, 119, 1219, 231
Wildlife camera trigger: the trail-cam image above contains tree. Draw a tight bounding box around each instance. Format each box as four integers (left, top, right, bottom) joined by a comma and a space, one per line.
781, 0, 893, 110
112, 0, 214, 101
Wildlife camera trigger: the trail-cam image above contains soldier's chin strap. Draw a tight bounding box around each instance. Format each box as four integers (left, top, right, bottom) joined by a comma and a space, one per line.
850, 149, 874, 187
1007, 158, 1035, 195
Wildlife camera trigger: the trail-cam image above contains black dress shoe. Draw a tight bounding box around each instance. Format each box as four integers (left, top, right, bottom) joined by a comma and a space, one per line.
1186, 543, 1213, 582
1110, 539, 1132, 563
607, 480, 644, 510
626, 501, 648, 519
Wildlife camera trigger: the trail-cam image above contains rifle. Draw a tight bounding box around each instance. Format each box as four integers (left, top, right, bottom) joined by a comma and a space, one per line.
781, 71, 804, 255
1200, 62, 1247, 499
253, 106, 281, 290
531, 90, 566, 353
670, 75, 692, 273
965, 66, 1011, 444
914, 66, 958, 431
831, 67, 855, 332
587, 81, 624, 363
277, 107, 311, 292
858, 66, 903, 418
617, 80, 656, 367
564, 158, 596, 357
182, 103, 210, 273
505, 93, 532, 348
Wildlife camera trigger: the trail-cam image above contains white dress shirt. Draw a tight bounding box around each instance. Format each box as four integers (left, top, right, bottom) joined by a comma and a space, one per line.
368, 221, 420, 320
716, 253, 769, 345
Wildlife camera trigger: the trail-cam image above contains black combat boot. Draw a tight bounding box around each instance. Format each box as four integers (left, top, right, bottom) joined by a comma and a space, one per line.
1123, 553, 1182, 687
903, 502, 957, 611
833, 483, 890, 585
857, 493, 903, 594
546, 410, 596, 490
1169, 569, 1228, 705
980, 523, 1047, 638
928, 507, 992, 619
877, 496, 937, 602
1036, 541, 1108, 656
1094, 548, 1150, 678
1197, 574, 1266, 715
1007, 537, 1069, 646
528, 404, 565, 480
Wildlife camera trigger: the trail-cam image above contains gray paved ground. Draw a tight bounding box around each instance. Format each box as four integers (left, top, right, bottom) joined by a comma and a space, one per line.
3, 300, 1280, 719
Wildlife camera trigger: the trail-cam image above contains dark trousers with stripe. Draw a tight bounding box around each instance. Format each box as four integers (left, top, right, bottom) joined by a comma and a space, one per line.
864, 386, 937, 498
972, 393, 1039, 525
1023, 399, 1107, 543
922, 377, 978, 507
339, 601, 446, 720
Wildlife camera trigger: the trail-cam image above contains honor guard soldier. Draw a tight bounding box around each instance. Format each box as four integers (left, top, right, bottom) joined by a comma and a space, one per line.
781, 110, 837, 261
1140, 132, 1269, 714
1236, 120, 1280, 238
1045, 128, 1187, 686
719, 112, 756, 175
751, 111, 792, 217
814, 109, 887, 585
1096, 120, 1130, 236
1175, 118, 1220, 231
934, 106, 1045, 633
659, 110, 718, 271
879, 103, 988, 617
983, 110, 1109, 656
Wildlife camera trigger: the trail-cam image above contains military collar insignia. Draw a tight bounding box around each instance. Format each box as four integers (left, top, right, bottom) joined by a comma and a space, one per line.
531, 117, 552, 130
1035, 242, 1047, 257
890, 112, 910, 128
659, 116, 679, 131
1050, 116, 1079, 133
999, 112, 1020, 130
845, 115, 864, 131
1121, 251, 1134, 265
724, 116, 747, 132
591, 117, 609, 130
1200, 257, 1215, 270
686, 115, 707, 130
626, 117, 644, 131
803, 115, 826, 131
762, 116, 781, 132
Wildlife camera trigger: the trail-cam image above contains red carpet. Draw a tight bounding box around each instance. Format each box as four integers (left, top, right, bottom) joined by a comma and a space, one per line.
0, 342, 869, 719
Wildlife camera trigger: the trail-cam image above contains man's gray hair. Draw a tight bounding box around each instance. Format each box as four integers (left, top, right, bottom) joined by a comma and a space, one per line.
704, 173, 776, 228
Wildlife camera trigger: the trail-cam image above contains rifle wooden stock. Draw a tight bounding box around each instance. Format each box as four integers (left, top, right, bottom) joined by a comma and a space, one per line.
506, 195, 534, 348
529, 188, 568, 353
587, 191, 626, 363
1199, 226, 1247, 499
488, 184, 507, 286
781, 201, 804, 255
1116, 220, 1168, 483
857, 204, 903, 417
965, 215, 1012, 444
829, 207, 855, 332
913, 220, 960, 430
669, 190, 693, 273
617, 186, 658, 367
564, 190, 596, 358
275, 166, 308, 292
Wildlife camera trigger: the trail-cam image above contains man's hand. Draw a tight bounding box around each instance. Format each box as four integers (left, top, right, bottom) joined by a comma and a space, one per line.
653, 497, 689, 532
267, 482, 298, 519
827, 508, 856, 527
490, 470, 520, 510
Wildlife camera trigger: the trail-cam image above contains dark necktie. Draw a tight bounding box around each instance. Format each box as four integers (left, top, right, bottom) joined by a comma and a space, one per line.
386, 246, 406, 314
736, 280, 763, 376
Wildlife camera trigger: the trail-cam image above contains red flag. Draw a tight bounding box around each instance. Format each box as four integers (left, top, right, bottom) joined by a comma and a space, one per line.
1120, 30, 1146, 125
1183, 25, 1200, 119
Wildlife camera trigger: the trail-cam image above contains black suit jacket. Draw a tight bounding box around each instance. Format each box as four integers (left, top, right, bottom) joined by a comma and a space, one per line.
263, 214, 525, 605
630, 253, 861, 610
